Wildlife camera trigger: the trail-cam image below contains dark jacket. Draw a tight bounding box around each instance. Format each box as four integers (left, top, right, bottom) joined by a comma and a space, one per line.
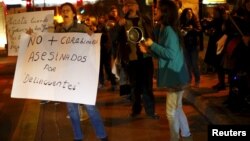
117, 14, 153, 63
204, 18, 230, 67
180, 16, 202, 51
55, 22, 90, 33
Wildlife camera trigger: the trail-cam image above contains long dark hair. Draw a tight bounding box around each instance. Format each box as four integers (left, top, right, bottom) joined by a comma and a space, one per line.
158, 0, 184, 48
60, 2, 78, 22
180, 8, 197, 24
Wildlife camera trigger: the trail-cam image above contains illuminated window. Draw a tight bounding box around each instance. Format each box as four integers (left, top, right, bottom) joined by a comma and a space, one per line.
202, 0, 226, 4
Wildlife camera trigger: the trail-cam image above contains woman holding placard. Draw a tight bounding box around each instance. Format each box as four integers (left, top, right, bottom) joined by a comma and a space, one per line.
55, 2, 108, 141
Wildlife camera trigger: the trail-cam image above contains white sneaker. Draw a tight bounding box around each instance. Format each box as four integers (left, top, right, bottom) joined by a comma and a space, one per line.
182, 135, 193, 141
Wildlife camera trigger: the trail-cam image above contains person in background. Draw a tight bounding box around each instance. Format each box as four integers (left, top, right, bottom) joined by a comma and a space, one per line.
222, 0, 250, 110
84, 15, 98, 32
122, 3, 129, 17
107, 5, 121, 62
55, 3, 108, 141
241, 0, 250, 47
97, 15, 117, 91
139, 0, 193, 141
172, 0, 183, 16
117, 0, 159, 119
106, 4, 132, 97
241, 0, 250, 46
204, 6, 229, 91
84, 15, 116, 91
180, 8, 202, 88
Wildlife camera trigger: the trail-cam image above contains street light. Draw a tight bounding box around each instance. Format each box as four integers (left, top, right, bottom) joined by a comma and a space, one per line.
26, 0, 32, 11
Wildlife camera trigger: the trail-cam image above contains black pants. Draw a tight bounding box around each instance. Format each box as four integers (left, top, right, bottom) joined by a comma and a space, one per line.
99, 49, 116, 86
127, 57, 155, 116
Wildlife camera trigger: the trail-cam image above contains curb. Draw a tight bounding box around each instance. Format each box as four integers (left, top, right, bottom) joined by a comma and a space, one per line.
184, 87, 249, 125
11, 100, 40, 141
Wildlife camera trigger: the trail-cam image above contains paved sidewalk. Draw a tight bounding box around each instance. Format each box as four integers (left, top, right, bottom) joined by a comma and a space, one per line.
184, 74, 250, 125
1, 56, 250, 125
0, 56, 250, 141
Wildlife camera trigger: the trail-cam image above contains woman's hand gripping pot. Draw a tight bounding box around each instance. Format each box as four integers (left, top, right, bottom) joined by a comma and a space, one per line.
139, 38, 153, 54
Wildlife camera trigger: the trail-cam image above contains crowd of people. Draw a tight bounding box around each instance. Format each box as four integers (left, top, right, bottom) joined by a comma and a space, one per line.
31, 0, 250, 141
203, 0, 250, 110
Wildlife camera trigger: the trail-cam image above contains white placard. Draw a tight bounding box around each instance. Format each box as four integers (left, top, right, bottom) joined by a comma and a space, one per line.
11, 32, 101, 105
0, 2, 7, 47
6, 10, 54, 56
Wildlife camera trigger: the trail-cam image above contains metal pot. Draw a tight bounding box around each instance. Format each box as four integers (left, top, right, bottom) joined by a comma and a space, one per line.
126, 26, 145, 44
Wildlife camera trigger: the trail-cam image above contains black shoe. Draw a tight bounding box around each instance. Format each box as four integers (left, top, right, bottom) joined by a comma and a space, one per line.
74, 139, 82, 141
100, 137, 108, 141
215, 85, 226, 91
147, 114, 160, 119
111, 85, 116, 91
212, 83, 225, 91
222, 99, 230, 105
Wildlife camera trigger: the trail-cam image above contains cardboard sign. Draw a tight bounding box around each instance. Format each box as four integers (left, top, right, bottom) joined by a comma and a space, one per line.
11, 32, 101, 105
6, 10, 54, 56
0, 2, 7, 47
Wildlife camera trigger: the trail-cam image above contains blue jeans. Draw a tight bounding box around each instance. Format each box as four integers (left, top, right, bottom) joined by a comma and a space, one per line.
66, 103, 107, 140
166, 90, 191, 141
185, 49, 200, 84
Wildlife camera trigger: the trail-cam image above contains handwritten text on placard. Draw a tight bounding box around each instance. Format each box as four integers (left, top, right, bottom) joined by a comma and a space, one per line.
11, 33, 101, 105
6, 10, 54, 56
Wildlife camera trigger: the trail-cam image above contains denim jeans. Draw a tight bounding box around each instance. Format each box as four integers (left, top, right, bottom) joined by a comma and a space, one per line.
66, 103, 107, 140
185, 49, 200, 84
166, 90, 191, 141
